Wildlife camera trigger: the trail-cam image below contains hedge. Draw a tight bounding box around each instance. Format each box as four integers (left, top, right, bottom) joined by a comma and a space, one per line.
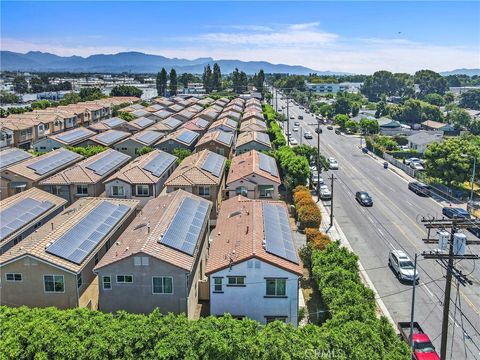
293, 186, 321, 229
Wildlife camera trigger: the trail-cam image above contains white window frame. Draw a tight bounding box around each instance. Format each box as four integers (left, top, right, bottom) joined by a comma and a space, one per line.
5, 273, 22, 282
152, 276, 174, 295
213, 277, 223, 292
102, 275, 112, 290
116, 275, 133, 283
43, 275, 65, 293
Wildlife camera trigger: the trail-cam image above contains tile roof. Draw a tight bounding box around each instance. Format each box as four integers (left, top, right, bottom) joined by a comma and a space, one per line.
0, 197, 138, 273
209, 118, 238, 132
47, 127, 96, 145
157, 128, 199, 147
239, 118, 267, 133
153, 109, 176, 119
165, 149, 226, 187
94, 190, 211, 272
218, 110, 241, 121
129, 116, 155, 130
153, 97, 175, 107
124, 129, 164, 146
0, 148, 33, 170
90, 129, 131, 146
169, 104, 186, 113
236, 131, 272, 148
421, 120, 450, 129
39, 149, 130, 186
205, 196, 302, 276
196, 129, 234, 148
241, 111, 264, 122
227, 150, 280, 185
407, 131, 443, 145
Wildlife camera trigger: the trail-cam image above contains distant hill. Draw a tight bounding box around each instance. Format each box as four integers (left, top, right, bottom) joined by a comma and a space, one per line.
440, 68, 480, 76
0, 51, 347, 75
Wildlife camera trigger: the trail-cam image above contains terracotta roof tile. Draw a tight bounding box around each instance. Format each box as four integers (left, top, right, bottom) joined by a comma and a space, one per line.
227, 150, 280, 185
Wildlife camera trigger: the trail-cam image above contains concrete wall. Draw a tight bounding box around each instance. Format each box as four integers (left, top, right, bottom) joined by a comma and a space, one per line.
226, 176, 279, 200
114, 139, 144, 158
32, 138, 63, 152
236, 142, 270, 155
155, 139, 195, 154
209, 259, 299, 326
195, 142, 232, 159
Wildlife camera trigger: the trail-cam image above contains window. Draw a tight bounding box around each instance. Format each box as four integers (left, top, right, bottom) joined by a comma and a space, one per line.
94, 253, 99, 265
105, 239, 111, 252
134, 256, 149, 266
121, 147, 127, 151
227, 276, 246, 287
217, 148, 225, 156
6, 273, 22, 282
136, 185, 149, 196
116, 275, 133, 283
265, 316, 287, 324
77, 273, 82, 288
103, 276, 112, 290
213, 277, 223, 292
265, 278, 286, 297
152, 276, 173, 294
112, 185, 125, 196
76, 185, 88, 195
198, 186, 210, 197
259, 185, 274, 198
236, 186, 248, 197
44, 275, 64, 293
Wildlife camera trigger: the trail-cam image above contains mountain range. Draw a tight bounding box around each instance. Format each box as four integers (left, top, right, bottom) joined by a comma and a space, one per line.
439, 68, 480, 76
0, 51, 344, 75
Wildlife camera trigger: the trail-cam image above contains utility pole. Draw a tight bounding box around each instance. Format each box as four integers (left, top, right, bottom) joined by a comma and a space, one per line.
275, 88, 278, 112
409, 253, 418, 349
330, 174, 335, 227
316, 116, 321, 202
420, 217, 480, 360
286, 95, 290, 144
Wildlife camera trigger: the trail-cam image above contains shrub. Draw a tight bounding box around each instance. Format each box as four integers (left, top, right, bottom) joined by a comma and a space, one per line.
297, 203, 321, 229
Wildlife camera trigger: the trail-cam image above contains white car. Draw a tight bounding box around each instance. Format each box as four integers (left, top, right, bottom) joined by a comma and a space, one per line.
319, 184, 331, 200
289, 138, 298, 145
388, 250, 419, 283
312, 172, 324, 185
410, 162, 425, 171
293, 127, 299, 132
304, 132, 313, 139
405, 157, 422, 166
294, 121, 300, 126
328, 158, 339, 170
290, 115, 295, 119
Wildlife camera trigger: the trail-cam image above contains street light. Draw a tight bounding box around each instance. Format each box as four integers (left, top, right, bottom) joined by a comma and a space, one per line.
461, 153, 477, 203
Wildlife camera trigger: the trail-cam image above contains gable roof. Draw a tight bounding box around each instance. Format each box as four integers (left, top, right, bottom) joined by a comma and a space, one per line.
239, 118, 267, 133
46, 127, 96, 146
157, 128, 199, 147
421, 120, 451, 129
0, 148, 33, 170
236, 131, 272, 148
407, 131, 443, 145
196, 129, 234, 148
227, 150, 280, 185
121, 129, 164, 147
89, 129, 131, 146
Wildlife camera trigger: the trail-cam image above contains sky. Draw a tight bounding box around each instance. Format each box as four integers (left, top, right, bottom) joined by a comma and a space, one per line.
1, 1, 479, 74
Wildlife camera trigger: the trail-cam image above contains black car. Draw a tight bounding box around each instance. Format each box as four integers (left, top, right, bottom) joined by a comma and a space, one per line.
356, 191, 373, 206
334, 129, 341, 135
327, 125, 333, 130
442, 207, 471, 219
315, 127, 322, 134
408, 182, 430, 196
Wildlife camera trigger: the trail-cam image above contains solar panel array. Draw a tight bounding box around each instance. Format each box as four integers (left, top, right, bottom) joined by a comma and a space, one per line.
136, 131, 163, 145
176, 130, 198, 145
143, 151, 177, 177
134, 117, 154, 129
103, 117, 125, 128
0, 149, 32, 169
201, 152, 225, 177
86, 150, 130, 176
27, 150, 81, 175
258, 153, 279, 177
95, 130, 127, 145
159, 197, 210, 256
46, 201, 130, 264
256, 132, 271, 145
0, 198, 54, 241
217, 131, 233, 146
262, 203, 298, 264
195, 118, 209, 129
165, 117, 182, 129
56, 128, 92, 144
226, 119, 237, 128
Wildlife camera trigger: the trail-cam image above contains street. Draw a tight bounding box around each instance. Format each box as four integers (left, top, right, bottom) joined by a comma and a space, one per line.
273, 90, 480, 360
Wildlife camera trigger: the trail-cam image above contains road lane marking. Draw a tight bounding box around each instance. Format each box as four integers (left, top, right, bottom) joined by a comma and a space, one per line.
378, 228, 385, 236
422, 283, 434, 297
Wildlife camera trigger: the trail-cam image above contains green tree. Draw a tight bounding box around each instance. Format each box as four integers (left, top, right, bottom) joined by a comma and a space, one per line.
202, 64, 213, 93
110, 85, 142, 97
318, 103, 334, 119
424, 93, 445, 106
414, 69, 448, 96
156, 68, 168, 97
66, 145, 108, 158
334, 114, 349, 129
375, 98, 387, 118
446, 108, 472, 129
12, 75, 28, 94
359, 118, 380, 135
361, 71, 412, 101
137, 146, 154, 156
169, 68, 178, 96
118, 112, 135, 121
459, 89, 480, 110
173, 148, 192, 163
212, 63, 222, 91
0, 91, 20, 104
351, 103, 360, 117
60, 92, 81, 105
79, 87, 104, 101
345, 120, 359, 133
178, 73, 201, 88
444, 92, 455, 104
469, 119, 480, 135
254, 69, 265, 94
333, 92, 352, 115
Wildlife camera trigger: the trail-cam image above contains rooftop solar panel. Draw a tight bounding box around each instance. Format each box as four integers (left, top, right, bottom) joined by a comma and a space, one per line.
0, 198, 54, 241
217, 131, 233, 146
27, 150, 81, 175
95, 131, 128, 145
196, 118, 209, 129
226, 119, 237, 128
159, 197, 210, 256
0, 148, 32, 169
262, 203, 298, 264
46, 201, 130, 264
143, 151, 177, 177
103, 117, 125, 128
201, 152, 225, 177
176, 130, 198, 145
133, 117, 154, 128
56, 128, 93, 144
165, 118, 182, 129
136, 131, 163, 145
258, 153, 279, 177
86, 151, 130, 176
256, 132, 271, 145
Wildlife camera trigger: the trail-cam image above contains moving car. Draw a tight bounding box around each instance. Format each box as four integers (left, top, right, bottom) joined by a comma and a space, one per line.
408, 182, 430, 196
398, 322, 439, 360
388, 250, 419, 283
410, 162, 425, 171
289, 138, 298, 146
328, 158, 338, 170
292, 127, 299, 132
298, 115, 303, 120
319, 184, 331, 200
442, 207, 471, 219
355, 191, 373, 206
327, 125, 333, 130
304, 132, 313, 139
294, 121, 300, 126
315, 127, 322, 134
334, 129, 341, 135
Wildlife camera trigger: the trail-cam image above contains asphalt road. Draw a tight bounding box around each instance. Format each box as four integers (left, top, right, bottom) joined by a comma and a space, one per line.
272, 90, 480, 359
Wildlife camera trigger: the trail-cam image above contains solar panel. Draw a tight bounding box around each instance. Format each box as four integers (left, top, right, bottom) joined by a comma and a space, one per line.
195, 119, 209, 129
176, 130, 198, 145
262, 203, 298, 264
27, 150, 81, 175
56, 128, 93, 144
256, 132, 271, 145
226, 119, 237, 128
165, 118, 182, 129
143, 151, 177, 177
159, 197, 210, 255
95, 131, 128, 145
46, 201, 130, 264
86, 150, 130, 176
133, 117, 154, 129
201, 152, 225, 177
217, 131, 233, 146
103, 117, 125, 128
0, 198, 54, 240
136, 131, 163, 145
0, 149, 32, 169
258, 153, 279, 177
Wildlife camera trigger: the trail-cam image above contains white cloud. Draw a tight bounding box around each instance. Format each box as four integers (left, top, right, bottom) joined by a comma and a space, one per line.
288, 22, 321, 31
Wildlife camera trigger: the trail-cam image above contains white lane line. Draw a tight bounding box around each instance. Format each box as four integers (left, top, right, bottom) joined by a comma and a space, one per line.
387, 241, 395, 249
367, 216, 374, 224
422, 283, 434, 297
378, 228, 385, 237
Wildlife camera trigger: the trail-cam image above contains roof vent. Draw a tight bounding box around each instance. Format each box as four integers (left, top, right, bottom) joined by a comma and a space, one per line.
229, 210, 242, 218
134, 223, 147, 230
116, 241, 120, 246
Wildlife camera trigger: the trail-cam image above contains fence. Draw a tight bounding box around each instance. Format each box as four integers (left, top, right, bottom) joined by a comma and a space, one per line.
383, 153, 417, 178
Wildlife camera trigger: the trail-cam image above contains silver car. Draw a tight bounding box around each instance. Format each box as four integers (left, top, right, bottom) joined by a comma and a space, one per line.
388, 250, 419, 283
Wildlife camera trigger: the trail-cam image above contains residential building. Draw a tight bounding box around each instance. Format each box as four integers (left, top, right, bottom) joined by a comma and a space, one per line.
169, 104, 186, 113
407, 131, 443, 154
0, 148, 32, 171
104, 150, 177, 204
172, 109, 197, 123
153, 97, 174, 107
149, 117, 183, 133
195, 130, 235, 158
0, 187, 67, 253
88, 117, 137, 133
421, 120, 456, 133
194, 108, 220, 123
114, 130, 164, 158
128, 117, 156, 132
155, 129, 200, 153
236, 131, 272, 154
239, 118, 267, 133
180, 117, 211, 135
208, 118, 238, 133
40, 149, 131, 204
165, 149, 226, 221
185, 82, 206, 94
218, 110, 241, 122
152, 109, 177, 121
206, 196, 302, 325
241, 111, 264, 123
305, 82, 349, 94
89, 130, 131, 148
32, 127, 96, 152
226, 150, 280, 199
94, 190, 211, 315
0, 148, 83, 200
0, 197, 139, 309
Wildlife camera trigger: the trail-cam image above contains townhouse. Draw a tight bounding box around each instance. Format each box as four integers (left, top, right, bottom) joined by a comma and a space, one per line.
32, 127, 96, 152
114, 130, 164, 158
149, 117, 183, 133
40, 149, 131, 204
155, 128, 200, 153
88, 129, 131, 148
0, 197, 138, 310
235, 131, 272, 154
206, 196, 302, 325
165, 149, 226, 222
195, 130, 235, 159
94, 190, 212, 316
208, 118, 238, 133
239, 118, 268, 133
89, 117, 137, 133
225, 150, 280, 199
180, 117, 210, 136
128, 117, 156, 132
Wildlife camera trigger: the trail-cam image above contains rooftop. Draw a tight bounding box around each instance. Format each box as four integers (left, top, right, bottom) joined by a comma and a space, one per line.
227, 150, 280, 185
90, 129, 131, 146
236, 131, 271, 148
196, 129, 234, 148
0, 148, 33, 170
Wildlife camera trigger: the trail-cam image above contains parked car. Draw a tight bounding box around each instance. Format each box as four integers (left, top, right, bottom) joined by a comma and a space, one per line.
405, 157, 422, 166
362, 147, 368, 153
319, 184, 331, 200
408, 182, 430, 196
278, 109, 283, 112
334, 129, 341, 135
299, 106, 304, 110
290, 115, 295, 119
328, 158, 338, 170
442, 207, 471, 219
293, 127, 299, 132
315, 127, 322, 134
327, 125, 333, 130
398, 322, 439, 360
355, 191, 373, 206
289, 138, 298, 146
410, 162, 425, 171
294, 121, 300, 126
298, 115, 303, 120
312, 172, 324, 186
388, 250, 419, 283
304, 132, 313, 139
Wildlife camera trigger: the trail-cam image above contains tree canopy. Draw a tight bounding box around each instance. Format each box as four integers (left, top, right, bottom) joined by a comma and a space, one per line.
459, 89, 480, 110
414, 69, 448, 96
156, 68, 168, 97
169, 69, 178, 96
110, 85, 143, 97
